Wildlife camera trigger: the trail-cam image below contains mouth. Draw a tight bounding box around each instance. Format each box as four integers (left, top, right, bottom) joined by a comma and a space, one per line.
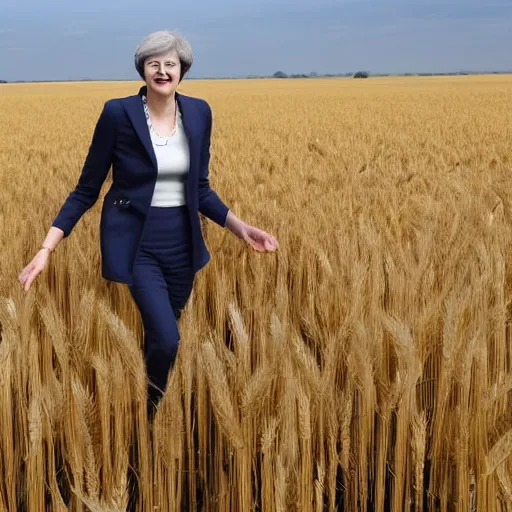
154, 77, 171, 85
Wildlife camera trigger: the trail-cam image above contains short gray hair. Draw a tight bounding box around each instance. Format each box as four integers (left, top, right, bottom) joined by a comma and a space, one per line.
134, 31, 193, 81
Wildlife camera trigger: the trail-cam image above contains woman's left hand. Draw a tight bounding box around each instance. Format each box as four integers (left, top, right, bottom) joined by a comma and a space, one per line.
242, 225, 279, 252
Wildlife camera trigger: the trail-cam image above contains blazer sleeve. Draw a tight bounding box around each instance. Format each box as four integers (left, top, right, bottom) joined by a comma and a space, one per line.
198, 101, 230, 227
51, 101, 117, 237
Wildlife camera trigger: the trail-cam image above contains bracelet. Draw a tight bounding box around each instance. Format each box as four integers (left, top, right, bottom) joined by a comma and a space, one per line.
40, 246, 53, 253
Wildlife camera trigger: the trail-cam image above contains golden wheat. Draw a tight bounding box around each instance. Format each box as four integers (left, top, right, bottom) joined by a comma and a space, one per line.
1, 76, 512, 510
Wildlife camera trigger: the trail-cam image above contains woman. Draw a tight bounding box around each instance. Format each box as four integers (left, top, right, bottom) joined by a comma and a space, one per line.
18, 30, 279, 413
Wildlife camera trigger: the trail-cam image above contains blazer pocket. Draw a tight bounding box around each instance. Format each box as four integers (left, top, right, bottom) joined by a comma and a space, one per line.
113, 196, 131, 209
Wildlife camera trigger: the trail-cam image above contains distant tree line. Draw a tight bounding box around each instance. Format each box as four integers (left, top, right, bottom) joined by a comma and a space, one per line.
273, 71, 369, 79
270, 69, 496, 79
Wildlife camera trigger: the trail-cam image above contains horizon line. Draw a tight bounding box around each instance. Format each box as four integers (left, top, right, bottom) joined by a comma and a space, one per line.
3, 70, 512, 84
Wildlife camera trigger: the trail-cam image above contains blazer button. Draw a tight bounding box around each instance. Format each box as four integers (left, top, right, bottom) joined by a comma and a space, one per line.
113, 200, 118, 205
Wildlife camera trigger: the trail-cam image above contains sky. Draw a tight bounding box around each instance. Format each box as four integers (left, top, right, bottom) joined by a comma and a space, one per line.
1, 0, 511, 81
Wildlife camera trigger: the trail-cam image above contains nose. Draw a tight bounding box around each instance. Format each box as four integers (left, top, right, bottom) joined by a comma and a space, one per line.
157, 63, 165, 75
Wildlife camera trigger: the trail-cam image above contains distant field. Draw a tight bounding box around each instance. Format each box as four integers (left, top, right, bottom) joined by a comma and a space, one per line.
1, 76, 512, 511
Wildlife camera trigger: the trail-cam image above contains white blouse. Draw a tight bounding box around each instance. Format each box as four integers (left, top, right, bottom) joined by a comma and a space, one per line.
142, 96, 190, 207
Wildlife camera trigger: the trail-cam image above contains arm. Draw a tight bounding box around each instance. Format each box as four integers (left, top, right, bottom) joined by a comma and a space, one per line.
18, 226, 64, 291
42, 226, 65, 251
51, 100, 117, 237
198, 101, 230, 227
225, 210, 248, 238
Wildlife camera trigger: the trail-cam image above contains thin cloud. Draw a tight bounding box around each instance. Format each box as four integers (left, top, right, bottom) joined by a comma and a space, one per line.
60, 29, 89, 38
5, 46, 29, 53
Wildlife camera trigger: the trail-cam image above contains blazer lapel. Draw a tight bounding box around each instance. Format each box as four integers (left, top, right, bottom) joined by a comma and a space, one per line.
176, 92, 200, 196
122, 88, 201, 189
122, 93, 158, 170
176, 92, 198, 166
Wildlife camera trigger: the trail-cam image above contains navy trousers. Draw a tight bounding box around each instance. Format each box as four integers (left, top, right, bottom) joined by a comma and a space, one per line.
128, 205, 196, 406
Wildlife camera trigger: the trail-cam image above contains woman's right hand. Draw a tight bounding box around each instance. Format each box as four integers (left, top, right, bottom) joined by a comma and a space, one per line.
18, 249, 51, 291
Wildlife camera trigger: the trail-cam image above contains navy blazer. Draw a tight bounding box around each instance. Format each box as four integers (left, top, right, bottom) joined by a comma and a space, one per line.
51, 86, 230, 285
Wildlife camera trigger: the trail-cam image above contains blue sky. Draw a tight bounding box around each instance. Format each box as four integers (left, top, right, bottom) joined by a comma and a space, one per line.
1, 0, 511, 81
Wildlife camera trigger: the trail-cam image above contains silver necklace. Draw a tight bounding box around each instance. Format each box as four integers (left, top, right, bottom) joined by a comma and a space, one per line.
142, 94, 178, 146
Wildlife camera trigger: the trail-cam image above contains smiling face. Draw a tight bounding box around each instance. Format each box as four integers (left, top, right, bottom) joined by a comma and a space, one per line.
143, 49, 182, 98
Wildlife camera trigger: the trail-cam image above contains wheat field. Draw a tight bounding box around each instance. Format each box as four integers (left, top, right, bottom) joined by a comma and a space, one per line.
1, 76, 512, 511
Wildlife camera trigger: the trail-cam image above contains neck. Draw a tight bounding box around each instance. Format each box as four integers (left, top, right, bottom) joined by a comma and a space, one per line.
145, 88, 177, 116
